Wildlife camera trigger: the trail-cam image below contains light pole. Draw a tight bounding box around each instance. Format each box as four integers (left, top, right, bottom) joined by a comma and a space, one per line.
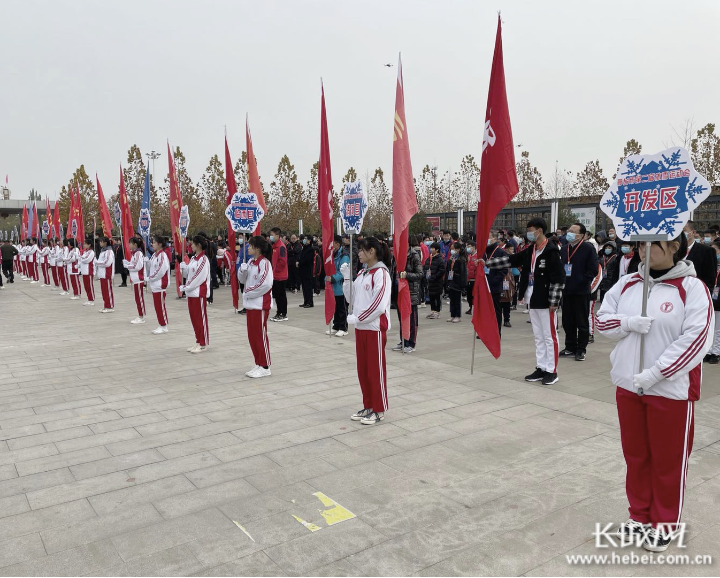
146, 151, 160, 190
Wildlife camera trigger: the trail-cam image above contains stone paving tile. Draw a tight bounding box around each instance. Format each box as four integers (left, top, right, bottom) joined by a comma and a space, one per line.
2, 281, 720, 576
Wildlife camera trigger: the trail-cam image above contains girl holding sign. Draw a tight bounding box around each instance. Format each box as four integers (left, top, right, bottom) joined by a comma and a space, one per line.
597, 234, 714, 552
180, 235, 211, 353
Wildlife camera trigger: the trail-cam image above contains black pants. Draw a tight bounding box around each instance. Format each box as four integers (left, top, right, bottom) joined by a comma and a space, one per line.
501, 301, 511, 323
210, 262, 219, 289
120, 269, 128, 285
288, 264, 299, 290
272, 280, 287, 316
449, 288, 462, 318
420, 278, 428, 304
2, 260, 13, 283
491, 291, 503, 334
218, 263, 225, 285
430, 293, 442, 312
467, 281, 475, 308
332, 295, 348, 331
562, 293, 591, 353
301, 275, 314, 306
397, 304, 419, 347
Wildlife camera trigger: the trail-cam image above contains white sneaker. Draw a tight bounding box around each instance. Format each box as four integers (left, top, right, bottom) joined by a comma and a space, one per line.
101, 308, 114, 314
152, 326, 168, 334
187, 344, 198, 352
83, 301, 94, 306
30, 281, 38, 284
130, 317, 146, 324
245, 365, 260, 376
335, 330, 348, 337
247, 366, 271, 378
59, 291, 68, 296
190, 344, 206, 354
70, 296, 79, 300
326, 329, 337, 335
0, 286, 5, 290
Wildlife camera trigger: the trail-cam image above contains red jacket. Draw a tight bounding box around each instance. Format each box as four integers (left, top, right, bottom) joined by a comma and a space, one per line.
272, 239, 288, 281
467, 252, 481, 281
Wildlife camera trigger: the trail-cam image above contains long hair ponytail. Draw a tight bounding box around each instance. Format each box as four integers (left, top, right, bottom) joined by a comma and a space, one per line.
358, 236, 391, 268
249, 235, 273, 261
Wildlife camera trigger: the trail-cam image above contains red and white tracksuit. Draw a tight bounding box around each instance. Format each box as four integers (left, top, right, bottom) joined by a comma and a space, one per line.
59, 246, 70, 292
148, 250, 170, 327
96, 246, 115, 309
48, 245, 59, 287
181, 253, 211, 346
27, 244, 39, 281
344, 262, 392, 413
597, 261, 714, 530
39, 246, 50, 285
238, 256, 274, 367
66, 247, 81, 296
124, 250, 146, 317
79, 249, 95, 302
19, 245, 28, 278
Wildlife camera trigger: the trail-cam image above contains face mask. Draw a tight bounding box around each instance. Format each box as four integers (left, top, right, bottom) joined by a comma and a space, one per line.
424, 240, 432, 246
684, 231, 690, 239
450, 250, 457, 256
303, 240, 309, 245
238, 239, 244, 245
466, 247, 473, 254
704, 237, 712, 244
608, 234, 616, 239
565, 232, 576, 243
388, 236, 393, 242
604, 248, 612, 255
527, 231, 536, 242
487, 239, 494, 246
621, 246, 631, 254
269, 235, 276, 243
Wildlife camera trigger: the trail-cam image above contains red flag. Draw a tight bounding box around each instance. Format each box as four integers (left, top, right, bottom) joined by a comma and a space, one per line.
31, 202, 40, 238
96, 174, 114, 238
53, 198, 60, 239
224, 134, 240, 310
318, 84, 336, 325
76, 183, 85, 248
392, 54, 419, 341
46, 197, 53, 238
118, 164, 133, 258
167, 143, 185, 297
472, 16, 519, 359
21, 204, 28, 240
66, 188, 76, 239
246, 117, 266, 235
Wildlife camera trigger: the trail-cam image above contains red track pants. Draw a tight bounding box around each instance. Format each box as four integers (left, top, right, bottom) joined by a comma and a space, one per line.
59, 268, 69, 292
152, 291, 168, 327
82, 275, 95, 302
133, 283, 146, 317
246, 309, 270, 367
41, 262, 49, 284
69, 274, 81, 296
51, 265, 59, 287
30, 261, 38, 281
354, 329, 388, 413
100, 278, 114, 309
617, 387, 694, 530
187, 296, 209, 346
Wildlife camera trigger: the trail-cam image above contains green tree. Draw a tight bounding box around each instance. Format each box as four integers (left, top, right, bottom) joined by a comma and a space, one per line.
28, 188, 42, 201
158, 147, 203, 237
408, 210, 430, 236
691, 123, 720, 185
198, 154, 226, 235
58, 165, 96, 238
614, 139, 643, 178
365, 168, 391, 234
458, 155, 480, 209
267, 155, 304, 233
233, 151, 249, 193
515, 151, 544, 203
574, 160, 609, 198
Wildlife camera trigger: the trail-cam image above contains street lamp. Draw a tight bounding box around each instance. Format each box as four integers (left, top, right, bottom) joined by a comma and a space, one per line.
146, 151, 160, 189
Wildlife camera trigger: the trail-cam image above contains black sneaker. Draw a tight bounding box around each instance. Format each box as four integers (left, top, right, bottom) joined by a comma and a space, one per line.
351, 408, 373, 421
559, 349, 576, 357
709, 354, 719, 365
588, 335, 595, 344
643, 527, 672, 552
616, 518, 650, 544
276, 314, 288, 322
542, 372, 559, 385
465, 308, 472, 315
360, 411, 384, 425
503, 321, 511, 328
270, 314, 281, 322
575, 351, 586, 362
525, 368, 545, 382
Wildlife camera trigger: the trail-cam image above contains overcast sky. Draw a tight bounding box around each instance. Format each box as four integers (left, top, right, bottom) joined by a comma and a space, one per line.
2, 0, 718, 202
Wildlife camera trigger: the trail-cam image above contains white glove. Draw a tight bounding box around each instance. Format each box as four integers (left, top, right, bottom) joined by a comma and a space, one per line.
347, 314, 358, 325
340, 262, 350, 280
633, 365, 663, 393
122, 259, 130, 268
621, 315, 654, 334
240, 263, 249, 272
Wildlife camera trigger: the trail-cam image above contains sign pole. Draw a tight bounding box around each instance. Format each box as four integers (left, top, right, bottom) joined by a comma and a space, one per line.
471, 330, 477, 375
349, 233, 354, 309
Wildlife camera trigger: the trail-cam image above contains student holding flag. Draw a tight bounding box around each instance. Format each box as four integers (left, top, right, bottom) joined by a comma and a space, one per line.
96, 236, 115, 313
66, 238, 81, 299
39, 239, 50, 286
147, 235, 170, 334
79, 238, 95, 306
27, 238, 39, 283
123, 237, 147, 324
180, 235, 211, 353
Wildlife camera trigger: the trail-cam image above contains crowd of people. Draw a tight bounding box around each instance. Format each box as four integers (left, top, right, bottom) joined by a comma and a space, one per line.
3, 216, 720, 551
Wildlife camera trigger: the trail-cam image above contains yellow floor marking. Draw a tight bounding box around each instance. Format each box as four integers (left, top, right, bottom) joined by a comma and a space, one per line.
292, 515, 322, 532
232, 520, 255, 542
313, 492, 356, 526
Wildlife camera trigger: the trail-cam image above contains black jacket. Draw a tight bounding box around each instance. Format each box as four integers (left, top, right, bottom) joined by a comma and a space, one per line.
686, 242, 717, 293
298, 244, 315, 277
598, 253, 619, 293
404, 248, 424, 306
1, 244, 18, 260
423, 253, 446, 295
560, 240, 599, 295
483, 243, 508, 294
487, 240, 564, 309
448, 257, 468, 292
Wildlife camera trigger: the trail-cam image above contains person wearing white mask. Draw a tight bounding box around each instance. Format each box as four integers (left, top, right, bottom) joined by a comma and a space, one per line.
682, 221, 716, 293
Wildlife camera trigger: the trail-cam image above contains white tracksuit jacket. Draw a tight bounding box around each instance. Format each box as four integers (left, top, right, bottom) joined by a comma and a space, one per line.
180, 253, 210, 298
147, 250, 170, 293
48, 246, 56, 267
343, 262, 392, 332
79, 249, 95, 275
27, 244, 37, 263
123, 250, 145, 284
96, 247, 115, 280
237, 256, 274, 310
39, 246, 49, 264
66, 248, 80, 275
597, 260, 714, 400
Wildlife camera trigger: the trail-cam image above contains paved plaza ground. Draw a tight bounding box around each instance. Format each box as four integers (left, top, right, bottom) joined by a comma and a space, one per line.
1, 279, 719, 576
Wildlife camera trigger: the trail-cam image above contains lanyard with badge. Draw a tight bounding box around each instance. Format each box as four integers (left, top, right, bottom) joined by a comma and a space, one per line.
565, 240, 583, 277
602, 254, 615, 278
530, 240, 547, 286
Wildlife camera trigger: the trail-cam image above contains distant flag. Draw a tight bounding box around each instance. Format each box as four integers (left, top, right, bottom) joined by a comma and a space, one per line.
28, 201, 37, 239
139, 161, 152, 254
246, 117, 266, 235
76, 183, 85, 250
53, 197, 61, 239
392, 54, 419, 342
4, 175, 7, 185
167, 142, 185, 297
224, 133, 240, 310
21, 204, 28, 240
318, 83, 336, 326
32, 201, 40, 238
472, 15, 519, 359
46, 197, 53, 238
118, 165, 134, 258
66, 186, 76, 239
96, 174, 114, 238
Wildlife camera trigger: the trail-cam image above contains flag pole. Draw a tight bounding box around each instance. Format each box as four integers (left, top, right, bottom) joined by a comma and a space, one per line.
471, 331, 477, 375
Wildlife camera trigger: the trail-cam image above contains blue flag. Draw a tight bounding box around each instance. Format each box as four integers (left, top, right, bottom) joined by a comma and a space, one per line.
28, 201, 36, 239
138, 161, 152, 254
